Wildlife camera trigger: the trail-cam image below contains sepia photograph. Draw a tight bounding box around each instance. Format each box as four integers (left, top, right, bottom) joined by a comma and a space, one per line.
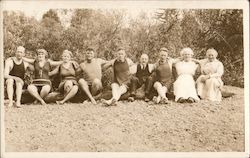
0, 0, 249, 158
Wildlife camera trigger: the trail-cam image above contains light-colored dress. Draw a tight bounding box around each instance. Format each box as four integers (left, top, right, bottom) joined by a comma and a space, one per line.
196, 59, 224, 101
174, 61, 200, 102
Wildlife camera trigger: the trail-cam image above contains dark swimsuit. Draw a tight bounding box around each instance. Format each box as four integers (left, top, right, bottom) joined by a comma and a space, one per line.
113, 59, 131, 87
58, 63, 78, 92
155, 61, 173, 88
32, 60, 52, 86
9, 59, 25, 80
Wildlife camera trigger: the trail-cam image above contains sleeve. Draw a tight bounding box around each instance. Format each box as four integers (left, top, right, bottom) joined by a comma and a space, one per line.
129, 64, 137, 74
127, 58, 134, 67
148, 64, 155, 73
210, 61, 224, 78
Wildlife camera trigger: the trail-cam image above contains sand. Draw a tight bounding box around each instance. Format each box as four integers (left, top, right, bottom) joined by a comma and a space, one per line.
4, 86, 244, 152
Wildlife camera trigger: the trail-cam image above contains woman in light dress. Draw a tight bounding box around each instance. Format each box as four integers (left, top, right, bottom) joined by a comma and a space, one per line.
196, 48, 224, 101
174, 48, 200, 103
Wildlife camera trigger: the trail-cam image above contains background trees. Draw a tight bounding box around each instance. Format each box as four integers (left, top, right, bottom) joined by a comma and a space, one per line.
3, 9, 244, 87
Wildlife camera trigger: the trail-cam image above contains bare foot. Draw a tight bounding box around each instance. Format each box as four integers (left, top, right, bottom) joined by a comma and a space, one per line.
160, 97, 169, 104
110, 99, 118, 106
90, 98, 97, 105
8, 101, 13, 107
101, 99, 111, 106
40, 100, 47, 106
56, 101, 64, 105
15, 102, 22, 108
153, 96, 161, 104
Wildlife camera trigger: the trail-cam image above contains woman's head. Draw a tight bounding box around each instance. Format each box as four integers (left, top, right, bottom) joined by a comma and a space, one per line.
62, 50, 73, 62
180, 47, 193, 61
117, 47, 126, 61
36, 49, 48, 61
206, 48, 218, 62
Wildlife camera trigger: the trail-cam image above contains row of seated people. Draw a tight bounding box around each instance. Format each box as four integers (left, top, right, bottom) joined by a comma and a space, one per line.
4, 46, 227, 108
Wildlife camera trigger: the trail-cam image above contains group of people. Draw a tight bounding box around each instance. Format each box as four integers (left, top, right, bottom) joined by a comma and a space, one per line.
4, 46, 224, 108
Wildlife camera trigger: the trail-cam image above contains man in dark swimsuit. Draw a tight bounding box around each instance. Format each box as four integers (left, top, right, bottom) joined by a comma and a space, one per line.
4, 46, 30, 107
128, 54, 154, 102
101, 47, 134, 106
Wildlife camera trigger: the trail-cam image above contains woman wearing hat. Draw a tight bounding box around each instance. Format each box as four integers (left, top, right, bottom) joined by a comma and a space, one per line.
49, 50, 79, 104
23, 49, 63, 105
173, 47, 200, 103
196, 48, 224, 101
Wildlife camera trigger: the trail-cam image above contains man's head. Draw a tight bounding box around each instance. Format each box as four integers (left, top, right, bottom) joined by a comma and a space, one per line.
159, 47, 168, 62
15, 46, 25, 60
117, 47, 126, 61
86, 47, 95, 61
140, 54, 149, 65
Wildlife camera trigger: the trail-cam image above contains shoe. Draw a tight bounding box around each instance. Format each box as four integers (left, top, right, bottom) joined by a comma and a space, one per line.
161, 97, 168, 104
110, 99, 118, 106
153, 96, 161, 104
144, 97, 150, 102
128, 97, 135, 102
186, 97, 195, 103
177, 97, 186, 103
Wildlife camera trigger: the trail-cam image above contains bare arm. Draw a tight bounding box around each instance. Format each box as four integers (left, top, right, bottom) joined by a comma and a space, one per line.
48, 59, 63, 67
102, 59, 115, 70
49, 66, 60, 77
22, 57, 35, 64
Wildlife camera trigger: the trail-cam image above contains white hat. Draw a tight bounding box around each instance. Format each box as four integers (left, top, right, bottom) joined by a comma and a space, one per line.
17, 46, 25, 53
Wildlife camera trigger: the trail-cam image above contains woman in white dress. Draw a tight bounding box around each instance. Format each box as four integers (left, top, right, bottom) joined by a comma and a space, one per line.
174, 48, 200, 103
196, 48, 224, 101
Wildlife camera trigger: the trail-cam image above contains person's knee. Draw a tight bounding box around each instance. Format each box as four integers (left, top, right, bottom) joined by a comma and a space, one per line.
205, 78, 217, 85
92, 79, 102, 88
111, 83, 119, 89
15, 82, 23, 89
64, 80, 73, 90
42, 85, 51, 92
6, 78, 14, 86
147, 76, 153, 81
153, 82, 161, 89
78, 78, 87, 86
27, 85, 36, 92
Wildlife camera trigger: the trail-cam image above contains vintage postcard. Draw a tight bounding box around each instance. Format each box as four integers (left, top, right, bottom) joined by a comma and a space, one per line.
0, 0, 249, 158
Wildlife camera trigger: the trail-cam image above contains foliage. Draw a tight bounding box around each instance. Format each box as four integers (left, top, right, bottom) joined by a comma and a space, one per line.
3, 9, 244, 88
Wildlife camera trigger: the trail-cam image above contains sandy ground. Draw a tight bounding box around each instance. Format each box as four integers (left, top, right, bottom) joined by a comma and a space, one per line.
4, 86, 244, 152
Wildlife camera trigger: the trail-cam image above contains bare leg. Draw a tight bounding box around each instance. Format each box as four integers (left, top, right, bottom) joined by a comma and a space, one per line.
102, 83, 127, 106
153, 82, 168, 103
58, 83, 78, 104
15, 82, 23, 107
6, 79, 14, 107
78, 78, 96, 104
91, 78, 103, 96
27, 85, 46, 105
40, 85, 51, 99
